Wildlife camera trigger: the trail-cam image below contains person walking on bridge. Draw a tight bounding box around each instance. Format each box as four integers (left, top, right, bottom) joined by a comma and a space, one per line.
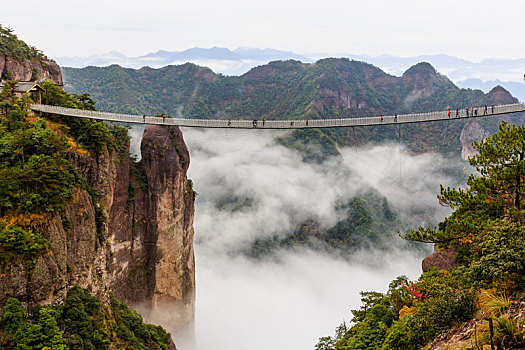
448, 109, 451, 118
262, 118, 265, 127
456, 108, 459, 118
228, 119, 231, 127
394, 113, 397, 122
380, 114, 383, 122
466, 107, 469, 117
143, 115, 146, 123
253, 119, 257, 128
484, 105, 488, 115
491, 104, 495, 114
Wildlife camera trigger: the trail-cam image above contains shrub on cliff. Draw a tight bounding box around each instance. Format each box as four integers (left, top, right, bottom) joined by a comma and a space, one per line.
41, 80, 119, 155
0, 287, 172, 350
0, 101, 84, 216
0, 88, 86, 266
110, 297, 172, 350
0, 82, 126, 268
0, 297, 67, 350
317, 270, 475, 350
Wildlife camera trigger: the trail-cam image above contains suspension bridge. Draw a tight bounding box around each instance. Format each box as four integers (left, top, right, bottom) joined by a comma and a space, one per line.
31, 103, 525, 129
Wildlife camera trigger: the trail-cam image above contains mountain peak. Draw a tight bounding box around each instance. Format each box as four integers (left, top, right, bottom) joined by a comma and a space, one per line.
402, 62, 437, 78
486, 85, 518, 104
242, 59, 304, 79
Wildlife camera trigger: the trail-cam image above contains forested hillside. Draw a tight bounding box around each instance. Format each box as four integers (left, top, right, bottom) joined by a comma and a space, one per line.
316, 122, 525, 349
0, 25, 46, 61
63, 60, 521, 157
63, 59, 524, 259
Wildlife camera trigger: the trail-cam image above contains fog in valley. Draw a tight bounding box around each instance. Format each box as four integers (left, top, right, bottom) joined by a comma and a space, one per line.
130, 126, 468, 349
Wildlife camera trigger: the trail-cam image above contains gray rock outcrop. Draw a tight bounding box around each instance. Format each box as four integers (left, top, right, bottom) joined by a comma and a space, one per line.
460, 121, 489, 160
1, 54, 63, 85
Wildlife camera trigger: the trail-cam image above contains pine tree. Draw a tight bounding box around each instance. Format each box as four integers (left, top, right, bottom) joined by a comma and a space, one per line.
404, 121, 525, 243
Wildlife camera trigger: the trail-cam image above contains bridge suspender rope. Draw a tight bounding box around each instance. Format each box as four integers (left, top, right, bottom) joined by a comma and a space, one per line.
31, 103, 525, 129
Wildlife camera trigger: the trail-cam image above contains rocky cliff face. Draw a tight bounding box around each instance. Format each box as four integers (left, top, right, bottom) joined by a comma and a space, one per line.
0, 124, 195, 339
458, 86, 521, 160
0, 54, 63, 84
422, 244, 457, 272
460, 121, 489, 160
108, 125, 196, 336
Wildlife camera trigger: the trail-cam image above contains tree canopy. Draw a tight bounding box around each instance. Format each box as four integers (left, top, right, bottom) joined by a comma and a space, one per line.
404, 121, 525, 244
0, 25, 46, 60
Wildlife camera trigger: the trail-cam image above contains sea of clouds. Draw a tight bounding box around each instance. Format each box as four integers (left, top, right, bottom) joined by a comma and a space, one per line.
130, 126, 467, 349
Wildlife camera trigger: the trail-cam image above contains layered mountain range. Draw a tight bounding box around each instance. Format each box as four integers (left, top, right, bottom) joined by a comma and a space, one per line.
63, 59, 521, 159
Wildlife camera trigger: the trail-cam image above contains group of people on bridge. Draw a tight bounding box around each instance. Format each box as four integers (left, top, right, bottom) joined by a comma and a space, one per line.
218, 103, 498, 128
225, 118, 310, 128
380, 104, 496, 123
460, 104, 495, 118
447, 104, 495, 118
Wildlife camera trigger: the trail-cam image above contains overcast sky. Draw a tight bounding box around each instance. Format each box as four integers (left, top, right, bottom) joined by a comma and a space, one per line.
2, 0, 523, 61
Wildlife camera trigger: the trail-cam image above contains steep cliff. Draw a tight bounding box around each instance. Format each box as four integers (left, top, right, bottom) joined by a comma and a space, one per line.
0, 121, 195, 342
108, 125, 196, 336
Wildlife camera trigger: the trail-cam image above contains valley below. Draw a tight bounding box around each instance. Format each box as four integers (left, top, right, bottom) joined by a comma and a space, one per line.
163, 127, 465, 349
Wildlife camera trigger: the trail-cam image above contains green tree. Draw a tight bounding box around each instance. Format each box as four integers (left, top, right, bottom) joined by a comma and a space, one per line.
404, 121, 525, 244
1, 298, 26, 335
38, 307, 67, 350
470, 220, 525, 286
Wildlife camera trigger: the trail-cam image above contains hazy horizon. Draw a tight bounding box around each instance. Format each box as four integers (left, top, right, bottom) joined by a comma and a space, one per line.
53, 46, 520, 64
3, 0, 524, 61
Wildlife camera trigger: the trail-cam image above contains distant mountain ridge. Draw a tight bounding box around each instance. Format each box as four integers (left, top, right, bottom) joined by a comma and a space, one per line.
457, 79, 525, 102
56, 47, 312, 74
56, 48, 525, 101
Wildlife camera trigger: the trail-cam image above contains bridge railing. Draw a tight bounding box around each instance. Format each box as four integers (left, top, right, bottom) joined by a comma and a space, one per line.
30, 103, 525, 129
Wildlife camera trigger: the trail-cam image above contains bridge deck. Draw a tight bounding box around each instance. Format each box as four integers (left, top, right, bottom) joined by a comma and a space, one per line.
31, 103, 525, 129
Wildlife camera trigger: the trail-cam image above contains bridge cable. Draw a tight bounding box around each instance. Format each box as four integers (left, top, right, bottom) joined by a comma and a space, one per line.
198, 273, 248, 350
397, 124, 403, 186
